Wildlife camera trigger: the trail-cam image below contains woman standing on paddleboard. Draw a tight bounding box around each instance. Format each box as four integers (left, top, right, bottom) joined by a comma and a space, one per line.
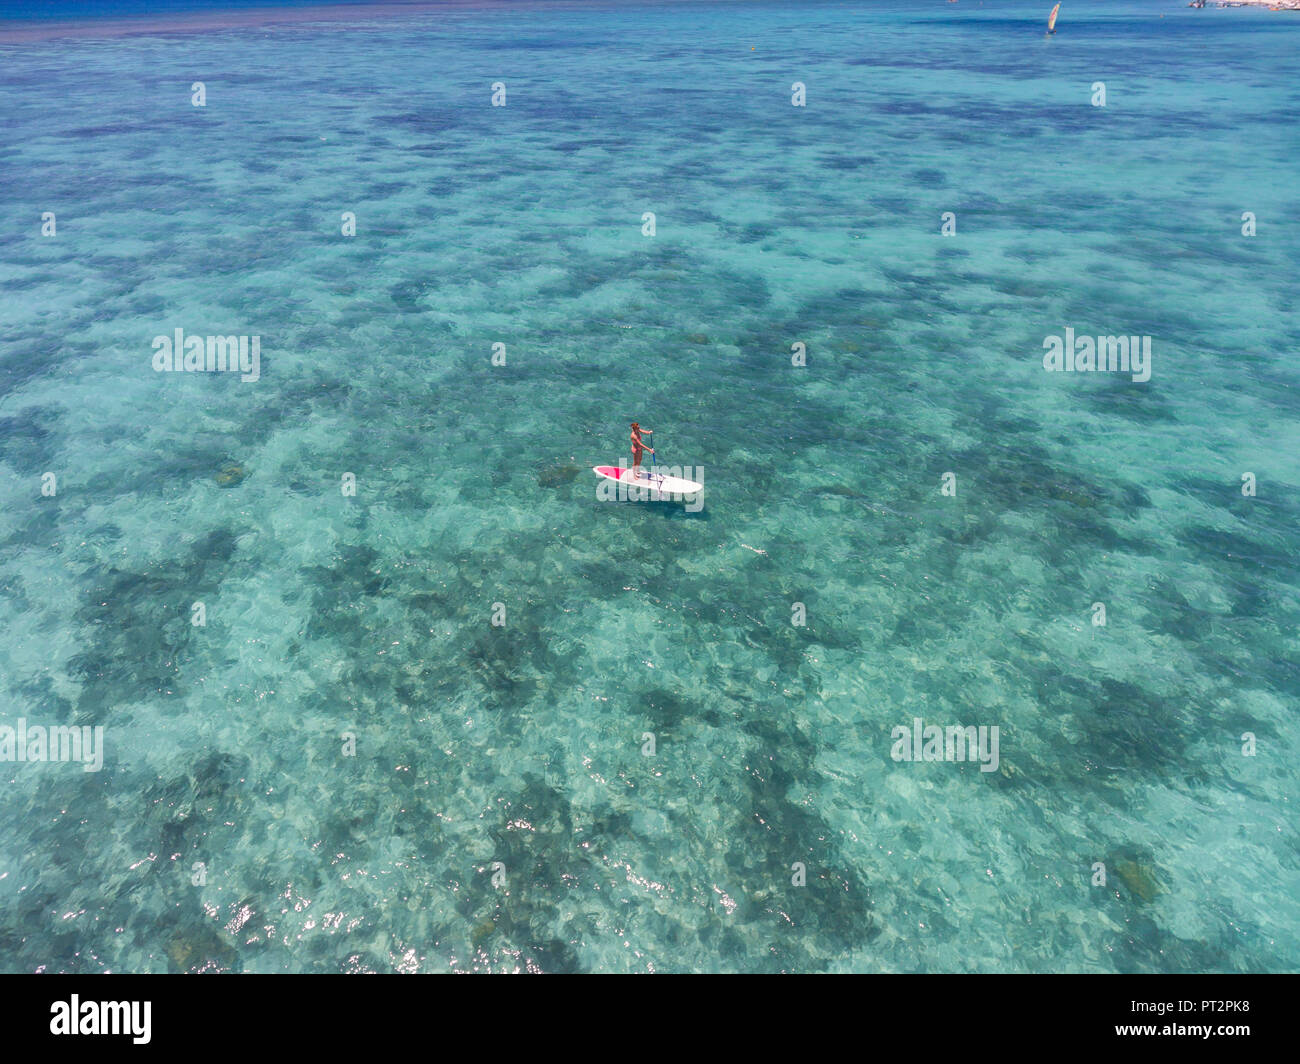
630, 422, 653, 479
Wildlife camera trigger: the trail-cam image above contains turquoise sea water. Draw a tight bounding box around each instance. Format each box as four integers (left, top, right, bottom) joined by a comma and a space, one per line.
1, 0, 1298, 973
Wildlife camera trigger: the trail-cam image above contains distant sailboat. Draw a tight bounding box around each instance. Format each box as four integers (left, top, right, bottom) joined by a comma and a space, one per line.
1047, 3, 1061, 35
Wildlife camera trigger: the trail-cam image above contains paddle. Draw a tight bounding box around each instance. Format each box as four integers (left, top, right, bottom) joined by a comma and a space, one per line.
644, 430, 664, 486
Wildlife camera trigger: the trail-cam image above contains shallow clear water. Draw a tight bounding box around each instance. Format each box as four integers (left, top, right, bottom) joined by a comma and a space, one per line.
1, 0, 1298, 973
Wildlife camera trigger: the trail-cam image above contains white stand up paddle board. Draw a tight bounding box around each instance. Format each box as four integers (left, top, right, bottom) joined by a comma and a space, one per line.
593, 465, 703, 495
